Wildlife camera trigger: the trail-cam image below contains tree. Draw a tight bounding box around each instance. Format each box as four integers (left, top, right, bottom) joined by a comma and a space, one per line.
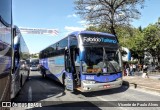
143, 24, 160, 63
86, 25, 110, 32
74, 0, 144, 36
86, 24, 144, 62
125, 28, 144, 60
116, 25, 144, 61
30, 53, 39, 58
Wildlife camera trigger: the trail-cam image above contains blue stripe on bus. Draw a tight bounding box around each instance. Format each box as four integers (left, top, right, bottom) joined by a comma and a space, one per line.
81, 72, 122, 83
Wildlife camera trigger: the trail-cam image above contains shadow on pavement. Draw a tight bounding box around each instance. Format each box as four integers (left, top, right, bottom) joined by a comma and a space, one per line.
12, 72, 65, 102
123, 81, 138, 88
73, 85, 129, 97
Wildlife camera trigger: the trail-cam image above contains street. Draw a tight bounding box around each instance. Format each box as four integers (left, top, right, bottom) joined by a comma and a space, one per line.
11, 71, 160, 110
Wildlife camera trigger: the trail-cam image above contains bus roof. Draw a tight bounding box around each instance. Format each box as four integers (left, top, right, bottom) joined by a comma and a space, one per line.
39, 30, 116, 53
68, 30, 115, 37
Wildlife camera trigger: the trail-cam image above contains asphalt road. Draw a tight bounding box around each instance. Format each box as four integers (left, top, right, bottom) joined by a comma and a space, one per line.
10, 71, 160, 110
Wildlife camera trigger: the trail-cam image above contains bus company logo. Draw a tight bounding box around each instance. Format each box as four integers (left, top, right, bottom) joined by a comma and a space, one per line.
102, 38, 117, 44
83, 37, 117, 44
83, 37, 101, 43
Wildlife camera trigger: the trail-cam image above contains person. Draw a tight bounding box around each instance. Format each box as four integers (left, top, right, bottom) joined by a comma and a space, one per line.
133, 64, 136, 72
126, 63, 130, 76
138, 64, 141, 71
123, 64, 127, 76
142, 64, 149, 78
129, 64, 133, 76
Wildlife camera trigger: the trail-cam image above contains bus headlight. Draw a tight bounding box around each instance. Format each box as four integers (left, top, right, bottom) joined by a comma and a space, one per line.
83, 80, 96, 84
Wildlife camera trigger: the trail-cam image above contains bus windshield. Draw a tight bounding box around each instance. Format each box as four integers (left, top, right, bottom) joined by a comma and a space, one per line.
81, 47, 121, 74
30, 59, 39, 66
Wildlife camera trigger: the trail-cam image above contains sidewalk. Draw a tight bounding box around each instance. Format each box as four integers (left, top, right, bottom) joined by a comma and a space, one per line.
122, 72, 160, 93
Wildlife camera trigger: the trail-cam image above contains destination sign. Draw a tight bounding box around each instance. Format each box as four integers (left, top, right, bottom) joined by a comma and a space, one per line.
80, 34, 118, 46
83, 37, 117, 44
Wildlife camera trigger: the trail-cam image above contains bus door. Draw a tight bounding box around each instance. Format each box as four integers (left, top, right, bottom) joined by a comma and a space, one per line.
64, 48, 75, 91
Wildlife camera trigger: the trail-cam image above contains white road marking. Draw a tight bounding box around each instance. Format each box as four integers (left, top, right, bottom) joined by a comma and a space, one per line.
28, 86, 32, 101
27, 86, 34, 109
94, 96, 128, 110
95, 96, 108, 101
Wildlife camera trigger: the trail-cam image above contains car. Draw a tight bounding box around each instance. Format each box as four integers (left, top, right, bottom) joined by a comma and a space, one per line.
30, 64, 39, 71
29, 58, 40, 71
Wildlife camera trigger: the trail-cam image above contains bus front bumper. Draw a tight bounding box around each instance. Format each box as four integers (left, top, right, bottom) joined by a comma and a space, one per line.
80, 79, 123, 92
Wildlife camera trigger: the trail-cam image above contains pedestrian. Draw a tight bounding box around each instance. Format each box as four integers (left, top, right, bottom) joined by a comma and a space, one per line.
129, 64, 133, 76
123, 64, 127, 76
133, 64, 136, 72
135, 63, 138, 72
142, 64, 149, 78
139, 64, 142, 71
126, 63, 130, 76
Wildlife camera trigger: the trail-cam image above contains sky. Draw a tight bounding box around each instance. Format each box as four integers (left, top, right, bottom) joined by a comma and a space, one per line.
12, 0, 160, 54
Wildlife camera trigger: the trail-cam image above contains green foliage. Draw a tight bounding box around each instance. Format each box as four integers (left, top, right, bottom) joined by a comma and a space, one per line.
143, 24, 160, 61
143, 24, 160, 50
86, 17, 160, 63
86, 26, 110, 33
30, 53, 39, 58
127, 60, 138, 64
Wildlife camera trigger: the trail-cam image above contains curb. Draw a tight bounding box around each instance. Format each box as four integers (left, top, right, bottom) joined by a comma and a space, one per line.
149, 77, 160, 80
122, 81, 160, 93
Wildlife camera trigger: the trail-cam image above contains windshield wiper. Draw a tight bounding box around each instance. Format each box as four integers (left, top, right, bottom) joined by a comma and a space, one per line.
103, 47, 117, 73
103, 47, 107, 62
108, 61, 118, 72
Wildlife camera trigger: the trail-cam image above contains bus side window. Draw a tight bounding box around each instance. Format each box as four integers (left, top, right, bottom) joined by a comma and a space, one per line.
75, 48, 80, 66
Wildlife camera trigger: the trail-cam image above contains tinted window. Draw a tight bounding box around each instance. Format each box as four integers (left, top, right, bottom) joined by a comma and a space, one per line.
59, 38, 68, 49
0, 0, 12, 25
40, 37, 68, 58
82, 47, 121, 74
70, 35, 78, 47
